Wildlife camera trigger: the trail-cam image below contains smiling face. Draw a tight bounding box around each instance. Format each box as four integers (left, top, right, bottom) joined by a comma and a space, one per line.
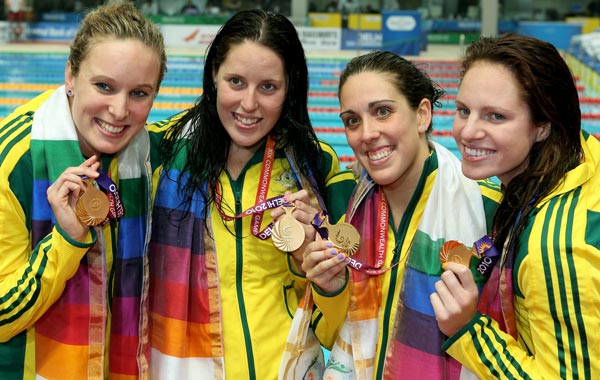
65, 38, 160, 158
339, 71, 431, 193
452, 61, 549, 185
214, 41, 287, 159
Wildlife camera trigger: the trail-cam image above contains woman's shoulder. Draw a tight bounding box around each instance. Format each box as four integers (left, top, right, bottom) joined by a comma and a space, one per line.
7, 89, 54, 120
477, 179, 502, 203
0, 96, 45, 153
147, 110, 189, 135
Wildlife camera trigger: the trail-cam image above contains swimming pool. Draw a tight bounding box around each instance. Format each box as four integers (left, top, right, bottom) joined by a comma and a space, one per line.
2, 51, 599, 162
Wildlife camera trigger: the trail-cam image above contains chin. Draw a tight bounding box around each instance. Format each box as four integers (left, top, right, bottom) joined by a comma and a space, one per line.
462, 169, 489, 181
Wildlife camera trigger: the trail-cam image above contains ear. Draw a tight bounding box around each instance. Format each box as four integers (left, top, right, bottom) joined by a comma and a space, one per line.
416, 98, 432, 133
535, 122, 551, 142
65, 60, 74, 89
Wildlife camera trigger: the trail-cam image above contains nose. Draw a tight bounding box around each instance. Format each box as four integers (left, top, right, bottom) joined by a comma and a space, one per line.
241, 88, 258, 111
108, 94, 130, 120
360, 117, 380, 142
453, 113, 483, 140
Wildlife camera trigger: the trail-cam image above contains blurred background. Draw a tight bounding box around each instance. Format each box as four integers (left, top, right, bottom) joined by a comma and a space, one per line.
2, 0, 600, 163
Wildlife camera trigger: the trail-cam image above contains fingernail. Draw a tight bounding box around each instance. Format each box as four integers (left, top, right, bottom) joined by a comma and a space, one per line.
337, 253, 345, 260
330, 249, 337, 255
282, 196, 288, 203
326, 242, 333, 248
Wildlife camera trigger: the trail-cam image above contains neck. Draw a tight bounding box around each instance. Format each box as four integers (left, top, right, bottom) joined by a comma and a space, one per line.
226, 141, 262, 181
383, 184, 415, 230
381, 145, 430, 230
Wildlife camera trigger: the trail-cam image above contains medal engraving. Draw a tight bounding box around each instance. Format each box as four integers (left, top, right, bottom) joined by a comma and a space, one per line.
76, 179, 110, 226
319, 218, 360, 256
272, 205, 306, 252
440, 240, 477, 268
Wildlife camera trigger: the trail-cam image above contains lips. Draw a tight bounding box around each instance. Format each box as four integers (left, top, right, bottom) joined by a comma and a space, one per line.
234, 113, 260, 125
97, 119, 125, 134
464, 146, 495, 157
367, 147, 393, 161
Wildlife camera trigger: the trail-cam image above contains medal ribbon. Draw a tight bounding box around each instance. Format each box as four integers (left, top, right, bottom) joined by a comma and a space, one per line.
472, 235, 501, 278
350, 188, 398, 275
92, 168, 125, 223
313, 187, 397, 275
215, 135, 284, 240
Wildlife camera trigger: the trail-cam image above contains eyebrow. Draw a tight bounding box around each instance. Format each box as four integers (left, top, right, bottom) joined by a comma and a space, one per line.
339, 99, 395, 118
138, 83, 157, 91
369, 99, 394, 108
90, 74, 157, 92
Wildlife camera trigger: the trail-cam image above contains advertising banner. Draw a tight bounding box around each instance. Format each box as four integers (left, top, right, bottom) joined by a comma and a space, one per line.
347, 14, 381, 30
161, 24, 222, 49
308, 13, 342, 27
381, 11, 421, 56
341, 29, 382, 50
297, 27, 341, 50
518, 21, 582, 50
26, 22, 77, 42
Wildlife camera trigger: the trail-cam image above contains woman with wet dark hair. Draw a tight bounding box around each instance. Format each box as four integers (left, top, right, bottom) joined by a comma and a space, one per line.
300, 50, 501, 379
147, 9, 355, 379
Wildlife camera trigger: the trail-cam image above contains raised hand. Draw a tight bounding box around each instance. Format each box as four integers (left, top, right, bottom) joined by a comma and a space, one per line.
302, 234, 348, 294
46, 156, 101, 242
430, 262, 480, 337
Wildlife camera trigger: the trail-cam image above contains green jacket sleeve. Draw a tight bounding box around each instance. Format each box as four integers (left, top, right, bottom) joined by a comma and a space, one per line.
310, 141, 356, 349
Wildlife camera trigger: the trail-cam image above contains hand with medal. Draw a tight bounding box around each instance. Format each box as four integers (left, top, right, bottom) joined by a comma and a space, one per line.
301, 210, 360, 294
301, 234, 349, 295
270, 190, 320, 272
46, 156, 101, 242
430, 241, 480, 337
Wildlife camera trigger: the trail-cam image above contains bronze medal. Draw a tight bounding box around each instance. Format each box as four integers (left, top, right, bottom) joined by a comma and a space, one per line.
76, 179, 110, 226
439, 240, 477, 268
272, 205, 306, 252
319, 218, 360, 256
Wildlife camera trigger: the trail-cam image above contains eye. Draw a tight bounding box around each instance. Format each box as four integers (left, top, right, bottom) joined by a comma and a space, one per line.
261, 83, 277, 92
489, 113, 505, 121
131, 89, 150, 98
375, 107, 390, 117
342, 115, 360, 129
456, 107, 470, 118
95, 82, 112, 92
229, 77, 243, 87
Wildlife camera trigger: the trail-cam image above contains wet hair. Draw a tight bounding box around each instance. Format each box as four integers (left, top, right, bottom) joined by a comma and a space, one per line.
338, 50, 445, 133
68, 1, 167, 90
460, 33, 583, 255
162, 9, 326, 219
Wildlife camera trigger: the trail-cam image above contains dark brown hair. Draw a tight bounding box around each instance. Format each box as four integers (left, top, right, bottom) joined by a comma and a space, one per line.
461, 33, 583, 254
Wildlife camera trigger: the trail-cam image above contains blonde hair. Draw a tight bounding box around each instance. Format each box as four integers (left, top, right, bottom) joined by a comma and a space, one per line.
68, 1, 167, 88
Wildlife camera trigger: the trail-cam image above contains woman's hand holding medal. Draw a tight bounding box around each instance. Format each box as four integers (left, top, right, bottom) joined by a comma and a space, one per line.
270, 190, 319, 272
47, 156, 102, 242
430, 240, 481, 337
303, 210, 360, 294
271, 191, 360, 294
301, 235, 349, 294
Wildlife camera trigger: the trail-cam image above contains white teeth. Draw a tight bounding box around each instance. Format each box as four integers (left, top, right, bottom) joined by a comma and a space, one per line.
235, 114, 259, 125
465, 147, 494, 157
98, 120, 125, 134
368, 149, 391, 161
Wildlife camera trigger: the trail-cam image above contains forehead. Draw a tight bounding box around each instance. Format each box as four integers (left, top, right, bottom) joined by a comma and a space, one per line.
460, 62, 524, 103
218, 41, 286, 78
340, 71, 404, 101
77, 39, 161, 85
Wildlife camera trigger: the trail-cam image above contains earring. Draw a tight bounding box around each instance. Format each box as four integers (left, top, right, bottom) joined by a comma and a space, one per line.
66, 89, 74, 97
418, 124, 426, 133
